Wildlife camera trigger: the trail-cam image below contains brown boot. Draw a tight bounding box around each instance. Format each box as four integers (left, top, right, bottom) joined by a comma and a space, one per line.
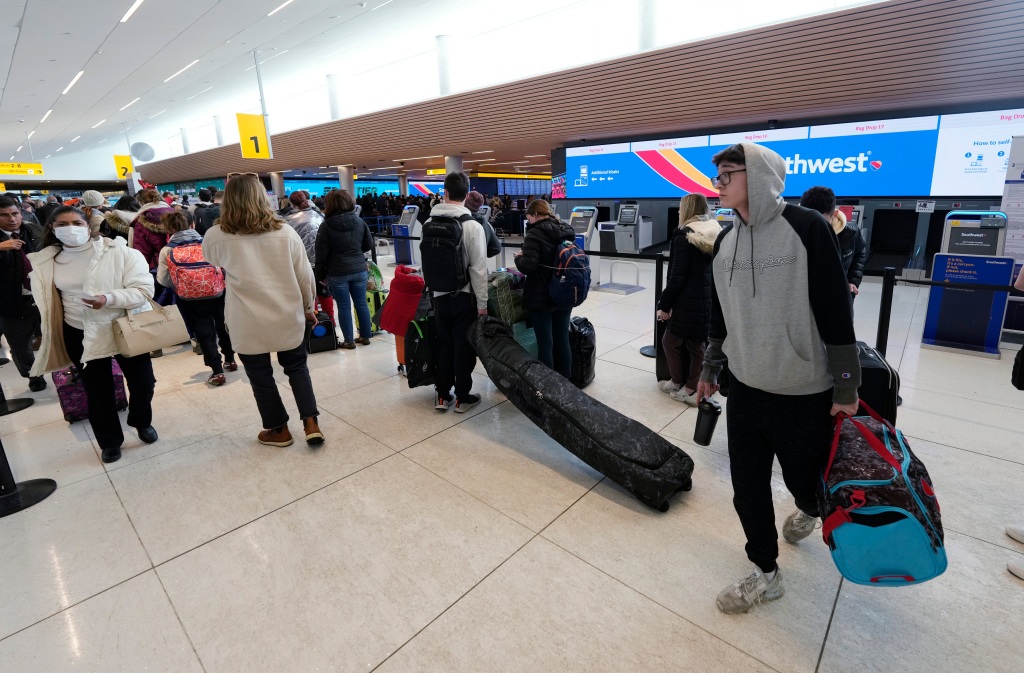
303, 417, 325, 446
355, 337, 371, 346
258, 426, 293, 447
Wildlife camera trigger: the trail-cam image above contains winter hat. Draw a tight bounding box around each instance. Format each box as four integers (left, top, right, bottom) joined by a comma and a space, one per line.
81, 190, 106, 207
465, 191, 485, 211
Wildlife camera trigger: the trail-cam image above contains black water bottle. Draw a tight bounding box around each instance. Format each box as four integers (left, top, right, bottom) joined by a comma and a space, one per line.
693, 396, 722, 446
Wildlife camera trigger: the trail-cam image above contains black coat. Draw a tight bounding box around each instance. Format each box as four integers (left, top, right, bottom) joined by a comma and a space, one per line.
197, 204, 220, 236
0, 224, 41, 318
657, 219, 720, 340
837, 225, 867, 288
515, 216, 575, 312
314, 211, 373, 280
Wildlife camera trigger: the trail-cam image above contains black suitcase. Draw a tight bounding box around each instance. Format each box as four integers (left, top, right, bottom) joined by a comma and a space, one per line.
405, 315, 437, 389
856, 341, 899, 423
568, 316, 596, 388
306, 312, 339, 354
471, 317, 694, 512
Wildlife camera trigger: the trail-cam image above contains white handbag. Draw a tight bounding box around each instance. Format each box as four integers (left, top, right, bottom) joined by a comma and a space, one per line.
113, 299, 190, 357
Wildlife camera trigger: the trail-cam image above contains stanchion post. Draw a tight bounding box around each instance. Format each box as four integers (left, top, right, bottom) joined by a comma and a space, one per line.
875, 266, 896, 356
639, 254, 665, 360
0, 438, 57, 518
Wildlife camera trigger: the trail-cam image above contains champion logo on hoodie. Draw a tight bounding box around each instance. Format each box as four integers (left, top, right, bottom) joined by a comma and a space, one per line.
722, 254, 796, 274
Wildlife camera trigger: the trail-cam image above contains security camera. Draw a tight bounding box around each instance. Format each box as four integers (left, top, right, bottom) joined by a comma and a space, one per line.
302, 170, 307, 174
768, 120, 778, 129
399, 161, 405, 166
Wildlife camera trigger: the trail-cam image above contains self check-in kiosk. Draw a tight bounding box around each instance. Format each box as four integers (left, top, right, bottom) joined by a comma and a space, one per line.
568, 206, 600, 287
941, 211, 1008, 256
391, 205, 421, 266
353, 204, 362, 217
613, 202, 655, 253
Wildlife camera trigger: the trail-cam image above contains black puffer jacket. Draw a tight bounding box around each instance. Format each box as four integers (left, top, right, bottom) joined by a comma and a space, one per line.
835, 216, 867, 288
657, 217, 721, 340
314, 211, 373, 280
515, 216, 575, 312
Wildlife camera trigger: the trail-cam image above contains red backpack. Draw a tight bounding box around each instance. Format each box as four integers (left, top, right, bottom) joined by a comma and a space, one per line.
166, 242, 225, 300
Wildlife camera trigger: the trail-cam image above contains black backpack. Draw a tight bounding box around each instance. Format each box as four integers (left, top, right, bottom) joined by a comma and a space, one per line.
419, 214, 472, 293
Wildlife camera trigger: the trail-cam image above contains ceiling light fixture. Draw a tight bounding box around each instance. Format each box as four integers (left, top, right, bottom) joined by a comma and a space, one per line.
16, 146, 22, 152
40, 109, 53, 123
472, 150, 494, 154
8, 156, 13, 161
26, 131, 34, 138
71, 136, 80, 142
392, 154, 443, 161
119, 97, 140, 110
56, 147, 63, 152
120, 0, 146, 22
45, 154, 51, 159
243, 50, 289, 71
523, 154, 548, 158
267, 0, 296, 17
62, 71, 84, 95
92, 119, 106, 128
150, 109, 167, 118
372, 0, 395, 10
163, 59, 199, 82
186, 86, 213, 100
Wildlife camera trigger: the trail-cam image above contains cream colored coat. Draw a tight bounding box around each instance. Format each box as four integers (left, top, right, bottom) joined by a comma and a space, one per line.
28, 237, 154, 375
202, 223, 316, 355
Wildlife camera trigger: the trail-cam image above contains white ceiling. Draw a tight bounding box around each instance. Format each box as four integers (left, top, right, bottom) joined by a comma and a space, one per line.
0, 0, 890, 182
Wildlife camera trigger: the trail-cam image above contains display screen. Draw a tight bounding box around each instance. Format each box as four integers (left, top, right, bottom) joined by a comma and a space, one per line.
565, 108, 1024, 198
948, 229, 1001, 256
619, 206, 638, 224
399, 207, 418, 224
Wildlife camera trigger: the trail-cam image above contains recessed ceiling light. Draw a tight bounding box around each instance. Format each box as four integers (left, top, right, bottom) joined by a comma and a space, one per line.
56, 147, 63, 152
92, 119, 106, 128
392, 154, 444, 161
8, 156, 13, 161
120, 0, 145, 22
186, 86, 212, 100
62, 71, 84, 95
372, 0, 395, 10
523, 154, 548, 158
472, 150, 494, 154
119, 97, 140, 110
45, 154, 51, 159
244, 50, 289, 71
27, 131, 34, 139
40, 109, 53, 123
267, 0, 296, 17
16, 145, 22, 151
150, 109, 167, 118
71, 136, 80, 142
164, 59, 199, 82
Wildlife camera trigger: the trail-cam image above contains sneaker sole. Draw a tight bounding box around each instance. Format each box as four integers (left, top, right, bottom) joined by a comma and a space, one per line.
305, 434, 325, 446
453, 402, 480, 414
259, 438, 294, 447
716, 584, 785, 614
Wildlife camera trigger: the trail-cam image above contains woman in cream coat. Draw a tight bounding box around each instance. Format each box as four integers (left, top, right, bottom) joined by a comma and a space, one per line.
30, 206, 158, 463
202, 175, 324, 449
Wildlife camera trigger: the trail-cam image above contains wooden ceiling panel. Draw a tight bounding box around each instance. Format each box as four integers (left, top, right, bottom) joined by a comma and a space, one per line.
139, 0, 1024, 184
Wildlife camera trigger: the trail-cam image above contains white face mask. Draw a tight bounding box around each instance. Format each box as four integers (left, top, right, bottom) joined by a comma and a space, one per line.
54, 225, 91, 247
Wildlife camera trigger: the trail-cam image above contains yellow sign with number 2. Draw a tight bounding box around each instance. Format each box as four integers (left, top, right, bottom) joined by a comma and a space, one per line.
113, 155, 134, 180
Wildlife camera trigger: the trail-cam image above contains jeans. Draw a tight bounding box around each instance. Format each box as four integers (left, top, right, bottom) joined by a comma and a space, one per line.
661, 331, 705, 390
177, 297, 234, 374
238, 343, 318, 430
433, 291, 478, 400
0, 299, 39, 378
726, 377, 834, 573
63, 322, 155, 449
529, 309, 572, 379
327, 271, 370, 343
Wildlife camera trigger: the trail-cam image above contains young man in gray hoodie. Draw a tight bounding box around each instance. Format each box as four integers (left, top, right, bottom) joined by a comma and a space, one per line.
695, 142, 861, 614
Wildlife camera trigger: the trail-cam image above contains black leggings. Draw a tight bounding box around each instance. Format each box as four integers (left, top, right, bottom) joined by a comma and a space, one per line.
177, 297, 233, 374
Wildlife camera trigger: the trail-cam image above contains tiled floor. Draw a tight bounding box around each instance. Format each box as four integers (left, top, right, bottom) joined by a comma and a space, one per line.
1, 258, 1022, 673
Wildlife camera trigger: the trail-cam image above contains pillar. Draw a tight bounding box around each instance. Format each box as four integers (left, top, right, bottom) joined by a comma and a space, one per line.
269, 172, 285, 198
639, 0, 657, 51
398, 174, 409, 196
327, 74, 343, 121
180, 128, 191, 154
338, 166, 355, 195
214, 116, 226, 146
436, 35, 452, 95
444, 155, 464, 174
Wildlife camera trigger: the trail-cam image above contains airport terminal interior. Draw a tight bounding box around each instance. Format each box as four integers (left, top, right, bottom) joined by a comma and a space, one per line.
1, 1, 1023, 672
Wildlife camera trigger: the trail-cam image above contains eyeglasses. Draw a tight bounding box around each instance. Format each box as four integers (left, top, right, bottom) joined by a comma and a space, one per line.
711, 169, 746, 188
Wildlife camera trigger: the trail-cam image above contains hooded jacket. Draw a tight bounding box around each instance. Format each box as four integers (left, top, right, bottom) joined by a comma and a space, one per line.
132, 201, 174, 270
516, 216, 576, 312
658, 216, 721, 340
104, 210, 136, 242
831, 210, 867, 288
423, 203, 489, 309
700, 143, 860, 404
284, 207, 324, 265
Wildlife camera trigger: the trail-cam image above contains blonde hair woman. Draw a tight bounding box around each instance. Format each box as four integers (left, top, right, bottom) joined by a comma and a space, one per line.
655, 193, 721, 403
202, 175, 324, 447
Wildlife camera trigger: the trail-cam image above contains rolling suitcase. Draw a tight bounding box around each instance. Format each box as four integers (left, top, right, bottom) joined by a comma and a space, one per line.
52, 361, 128, 423
471, 317, 694, 512
856, 341, 899, 424
306, 312, 339, 353
405, 315, 438, 389
355, 290, 387, 335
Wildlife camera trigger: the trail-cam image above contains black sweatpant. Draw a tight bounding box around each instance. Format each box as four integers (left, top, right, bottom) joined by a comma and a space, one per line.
726, 377, 834, 574
177, 297, 233, 374
433, 291, 478, 401
63, 323, 155, 450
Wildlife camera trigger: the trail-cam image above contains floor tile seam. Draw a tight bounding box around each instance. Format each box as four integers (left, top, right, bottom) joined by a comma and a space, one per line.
276, 368, 401, 395
147, 451, 401, 569
894, 384, 1024, 413
151, 567, 210, 673
899, 432, 1024, 467
814, 578, 844, 673
655, 407, 688, 434
0, 566, 153, 645
943, 528, 1024, 555
366, 531, 543, 673
534, 533, 786, 673
102, 467, 158, 567
100, 424, 245, 475
593, 355, 657, 376
393, 398, 509, 455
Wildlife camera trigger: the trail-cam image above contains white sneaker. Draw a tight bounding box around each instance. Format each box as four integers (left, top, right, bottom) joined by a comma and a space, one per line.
716, 566, 785, 614
669, 388, 698, 406
658, 380, 681, 393
1009, 557, 1024, 581
783, 509, 820, 544
1006, 524, 1024, 545
434, 394, 452, 411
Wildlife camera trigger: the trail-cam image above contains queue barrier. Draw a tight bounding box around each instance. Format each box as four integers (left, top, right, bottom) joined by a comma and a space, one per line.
0, 383, 55, 518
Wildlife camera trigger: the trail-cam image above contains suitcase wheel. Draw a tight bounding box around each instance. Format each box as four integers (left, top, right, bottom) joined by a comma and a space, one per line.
64, 413, 75, 423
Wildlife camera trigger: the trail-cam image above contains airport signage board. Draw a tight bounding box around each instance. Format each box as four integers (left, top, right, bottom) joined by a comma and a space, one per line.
0, 162, 44, 176
566, 108, 1024, 199
923, 254, 1015, 356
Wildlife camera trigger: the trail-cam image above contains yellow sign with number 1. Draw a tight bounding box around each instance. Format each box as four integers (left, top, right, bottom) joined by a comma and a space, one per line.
113, 155, 134, 180
236, 113, 272, 159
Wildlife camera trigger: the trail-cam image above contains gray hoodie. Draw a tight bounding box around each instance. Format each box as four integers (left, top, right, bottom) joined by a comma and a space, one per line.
701, 142, 860, 404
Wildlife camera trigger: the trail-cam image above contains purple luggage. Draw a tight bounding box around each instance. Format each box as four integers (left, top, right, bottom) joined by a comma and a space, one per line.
52, 361, 129, 423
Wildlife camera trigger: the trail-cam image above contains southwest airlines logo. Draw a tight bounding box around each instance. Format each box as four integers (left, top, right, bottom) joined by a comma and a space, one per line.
784, 152, 880, 174
634, 150, 718, 197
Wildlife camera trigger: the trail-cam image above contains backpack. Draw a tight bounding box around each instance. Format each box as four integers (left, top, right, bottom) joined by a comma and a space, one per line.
165, 242, 225, 300
419, 214, 472, 293
817, 401, 947, 587
548, 240, 591, 309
